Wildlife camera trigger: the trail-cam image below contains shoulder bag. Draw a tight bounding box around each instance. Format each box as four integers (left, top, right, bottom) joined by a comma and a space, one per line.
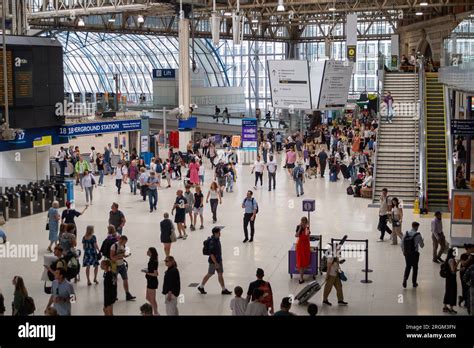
170, 224, 177, 243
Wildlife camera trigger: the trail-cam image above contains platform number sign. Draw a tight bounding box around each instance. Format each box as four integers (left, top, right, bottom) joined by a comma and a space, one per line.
302, 199, 315, 212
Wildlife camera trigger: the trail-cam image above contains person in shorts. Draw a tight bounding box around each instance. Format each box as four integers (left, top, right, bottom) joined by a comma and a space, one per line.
197, 227, 232, 295
183, 185, 195, 230
110, 235, 135, 301
171, 190, 188, 240
193, 186, 204, 230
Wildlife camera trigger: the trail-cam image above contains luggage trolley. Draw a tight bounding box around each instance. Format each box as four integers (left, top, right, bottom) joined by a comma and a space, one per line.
288, 234, 322, 279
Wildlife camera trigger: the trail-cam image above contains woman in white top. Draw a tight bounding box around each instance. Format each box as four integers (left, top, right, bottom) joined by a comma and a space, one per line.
81, 170, 97, 205
322, 246, 347, 306
122, 162, 129, 184
251, 155, 265, 190
198, 160, 205, 186
390, 197, 404, 245
206, 181, 222, 223
114, 163, 124, 194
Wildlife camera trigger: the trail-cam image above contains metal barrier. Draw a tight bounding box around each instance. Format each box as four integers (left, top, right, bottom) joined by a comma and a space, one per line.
330, 238, 373, 284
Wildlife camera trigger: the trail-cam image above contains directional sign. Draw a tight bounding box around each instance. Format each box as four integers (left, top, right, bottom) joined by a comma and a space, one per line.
302, 199, 316, 212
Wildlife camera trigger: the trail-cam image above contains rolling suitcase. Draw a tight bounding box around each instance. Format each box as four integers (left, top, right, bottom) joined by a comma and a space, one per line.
340, 164, 350, 179
295, 280, 325, 305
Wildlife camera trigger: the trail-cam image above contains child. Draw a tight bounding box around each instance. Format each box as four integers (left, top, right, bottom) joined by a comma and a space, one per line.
230, 286, 247, 316
198, 160, 205, 186
101, 259, 117, 316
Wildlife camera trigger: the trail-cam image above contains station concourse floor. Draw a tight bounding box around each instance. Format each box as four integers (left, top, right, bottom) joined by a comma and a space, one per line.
0, 153, 465, 316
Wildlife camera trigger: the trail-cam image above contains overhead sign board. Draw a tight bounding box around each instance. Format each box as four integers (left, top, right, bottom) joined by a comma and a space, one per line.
451, 119, 474, 136
152, 69, 176, 79
317, 60, 354, 110
59, 119, 142, 137
267, 60, 312, 110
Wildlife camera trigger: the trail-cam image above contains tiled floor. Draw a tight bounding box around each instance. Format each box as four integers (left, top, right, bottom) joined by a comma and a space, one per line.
0, 153, 468, 316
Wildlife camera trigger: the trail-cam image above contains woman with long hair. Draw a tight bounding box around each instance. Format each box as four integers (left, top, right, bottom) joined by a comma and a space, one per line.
12, 276, 28, 316
443, 248, 458, 314
390, 198, 404, 245
144, 247, 159, 315
206, 181, 222, 223
162, 256, 181, 315
295, 217, 311, 284
82, 225, 100, 285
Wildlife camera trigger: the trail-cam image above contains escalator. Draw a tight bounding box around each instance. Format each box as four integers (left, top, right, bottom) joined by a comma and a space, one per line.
425, 72, 449, 212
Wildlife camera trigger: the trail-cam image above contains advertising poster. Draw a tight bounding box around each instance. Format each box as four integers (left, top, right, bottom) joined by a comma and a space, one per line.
231, 135, 241, 148
241, 118, 258, 150
452, 192, 472, 223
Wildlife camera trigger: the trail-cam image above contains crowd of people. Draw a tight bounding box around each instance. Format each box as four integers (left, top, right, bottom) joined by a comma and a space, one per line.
1, 111, 474, 318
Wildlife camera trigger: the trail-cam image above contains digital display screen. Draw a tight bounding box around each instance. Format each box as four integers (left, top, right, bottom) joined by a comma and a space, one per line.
0, 50, 14, 106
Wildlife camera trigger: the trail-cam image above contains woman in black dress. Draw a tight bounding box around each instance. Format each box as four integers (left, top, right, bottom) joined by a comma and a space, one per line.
144, 247, 159, 315
443, 248, 458, 314
101, 259, 117, 316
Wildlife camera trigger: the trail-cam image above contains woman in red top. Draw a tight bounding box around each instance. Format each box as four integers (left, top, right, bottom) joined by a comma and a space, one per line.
296, 216, 311, 284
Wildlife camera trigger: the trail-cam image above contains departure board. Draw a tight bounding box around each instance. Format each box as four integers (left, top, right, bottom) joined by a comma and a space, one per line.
0, 50, 13, 106
13, 50, 33, 105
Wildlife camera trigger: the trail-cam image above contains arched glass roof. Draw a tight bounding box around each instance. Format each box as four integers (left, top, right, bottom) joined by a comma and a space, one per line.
56, 31, 228, 102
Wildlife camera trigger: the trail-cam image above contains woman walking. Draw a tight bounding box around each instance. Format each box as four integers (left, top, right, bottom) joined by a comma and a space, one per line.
144, 247, 159, 315
114, 162, 124, 194
96, 153, 105, 186
198, 160, 205, 185
47, 201, 61, 252
206, 181, 222, 223
193, 186, 205, 230
81, 170, 97, 205
12, 276, 29, 316
82, 225, 100, 286
295, 217, 311, 284
162, 256, 181, 315
443, 248, 458, 314
188, 158, 200, 186
390, 198, 404, 245
101, 259, 117, 316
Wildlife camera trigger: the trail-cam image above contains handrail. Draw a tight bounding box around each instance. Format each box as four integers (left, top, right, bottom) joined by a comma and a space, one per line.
371, 64, 384, 203
418, 59, 427, 211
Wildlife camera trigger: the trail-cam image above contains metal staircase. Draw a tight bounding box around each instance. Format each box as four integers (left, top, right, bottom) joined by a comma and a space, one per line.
424, 72, 449, 212
373, 72, 419, 205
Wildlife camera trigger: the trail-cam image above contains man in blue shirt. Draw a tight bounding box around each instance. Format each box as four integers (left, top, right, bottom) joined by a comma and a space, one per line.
242, 190, 258, 243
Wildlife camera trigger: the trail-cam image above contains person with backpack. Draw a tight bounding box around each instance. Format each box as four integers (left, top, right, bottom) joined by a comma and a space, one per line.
110, 235, 136, 301
246, 268, 274, 315
12, 276, 32, 316
442, 248, 459, 314
197, 226, 232, 295
241, 190, 258, 243
431, 211, 447, 263
215, 159, 227, 196
100, 225, 120, 261
45, 269, 75, 316
401, 221, 424, 288
293, 161, 305, 197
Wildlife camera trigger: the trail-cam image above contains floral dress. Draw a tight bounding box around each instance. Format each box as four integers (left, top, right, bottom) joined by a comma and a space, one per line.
82, 235, 99, 267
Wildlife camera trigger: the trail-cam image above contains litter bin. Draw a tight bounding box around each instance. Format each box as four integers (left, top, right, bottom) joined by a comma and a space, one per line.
64, 179, 75, 203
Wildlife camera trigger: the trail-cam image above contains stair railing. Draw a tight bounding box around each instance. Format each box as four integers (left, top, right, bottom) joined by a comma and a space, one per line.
417, 59, 427, 211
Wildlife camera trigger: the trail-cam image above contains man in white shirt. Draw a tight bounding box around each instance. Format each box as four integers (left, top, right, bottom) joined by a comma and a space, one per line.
266, 155, 277, 191
56, 147, 68, 178
251, 155, 265, 190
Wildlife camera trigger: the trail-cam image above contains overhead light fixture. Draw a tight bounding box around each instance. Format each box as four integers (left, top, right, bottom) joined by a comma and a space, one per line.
137, 15, 144, 23
419, 2, 428, 6
416, 11, 423, 15
277, 0, 285, 12
251, 18, 258, 23
108, 18, 115, 22
224, 11, 232, 16
78, 18, 85, 27
329, 7, 336, 11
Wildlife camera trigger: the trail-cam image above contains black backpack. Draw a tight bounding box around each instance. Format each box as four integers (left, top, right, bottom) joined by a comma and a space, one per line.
23, 296, 36, 315
202, 237, 212, 256
64, 252, 80, 281
100, 237, 117, 259
403, 232, 420, 256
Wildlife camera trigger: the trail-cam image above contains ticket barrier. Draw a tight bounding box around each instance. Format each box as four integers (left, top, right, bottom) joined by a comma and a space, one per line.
5, 187, 21, 218
28, 183, 46, 214
0, 189, 9, 221
41, 181, 56, 210
18, 185, 34, 217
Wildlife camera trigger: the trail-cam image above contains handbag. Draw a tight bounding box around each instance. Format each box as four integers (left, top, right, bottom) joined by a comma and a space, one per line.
170, 227, 177, 243
339, 271, 348, 282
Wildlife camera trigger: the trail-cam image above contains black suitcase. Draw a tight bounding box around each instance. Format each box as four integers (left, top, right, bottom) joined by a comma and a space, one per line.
340, 164, 350, 179
295, 280, 325, 305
